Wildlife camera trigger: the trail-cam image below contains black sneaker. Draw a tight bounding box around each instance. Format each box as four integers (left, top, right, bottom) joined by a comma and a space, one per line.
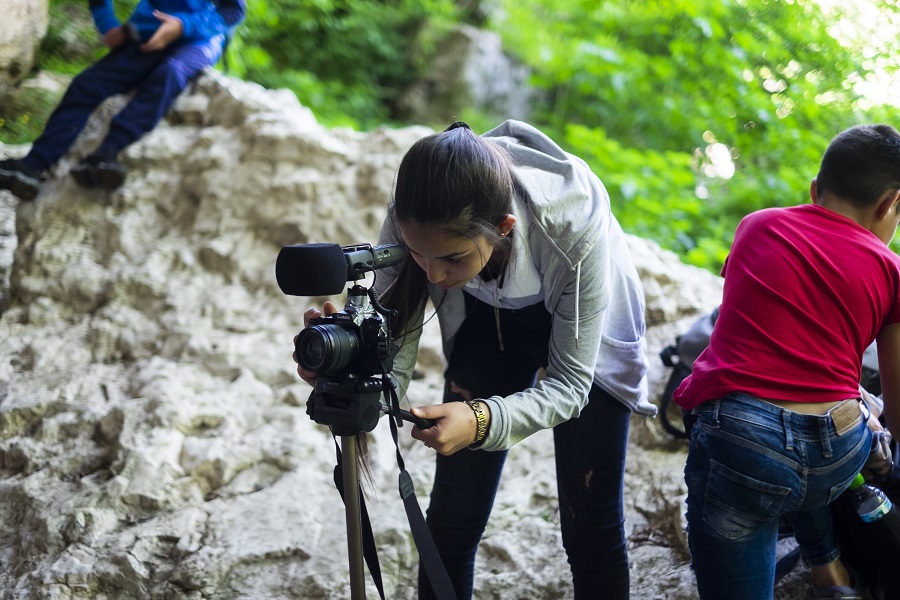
71, 154, 127, 190
69, 158, 96, 188
0, 158, 42, 201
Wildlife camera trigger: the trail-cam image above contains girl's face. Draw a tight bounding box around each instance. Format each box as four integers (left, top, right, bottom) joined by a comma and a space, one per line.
398, 221, 496, 289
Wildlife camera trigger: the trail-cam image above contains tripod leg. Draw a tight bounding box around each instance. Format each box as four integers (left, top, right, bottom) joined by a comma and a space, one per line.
342, 435, 366, 599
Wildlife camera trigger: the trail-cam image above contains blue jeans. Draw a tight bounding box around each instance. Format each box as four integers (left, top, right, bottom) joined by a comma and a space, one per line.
26, 39, 219, 171
418, 293, 631, 600
684, 393, 871, 600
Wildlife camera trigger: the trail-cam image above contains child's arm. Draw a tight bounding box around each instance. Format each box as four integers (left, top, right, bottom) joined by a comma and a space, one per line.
876, 322, 900, 434
88, 0, 120, 36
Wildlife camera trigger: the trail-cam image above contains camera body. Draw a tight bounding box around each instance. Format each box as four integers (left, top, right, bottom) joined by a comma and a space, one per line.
296, 285, 393, 377
296, 284, 398, 434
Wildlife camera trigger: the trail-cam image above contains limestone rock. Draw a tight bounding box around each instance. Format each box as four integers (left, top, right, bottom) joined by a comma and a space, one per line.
397, 25, 534, 125
0, 0, 49, 95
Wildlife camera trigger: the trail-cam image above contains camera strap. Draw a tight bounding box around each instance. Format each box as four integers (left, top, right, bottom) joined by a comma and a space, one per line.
384, 380, 457, 600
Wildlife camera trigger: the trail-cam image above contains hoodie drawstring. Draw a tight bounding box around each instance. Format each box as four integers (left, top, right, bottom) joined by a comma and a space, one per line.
574, 261, 581, 348
493, 285, 505, 352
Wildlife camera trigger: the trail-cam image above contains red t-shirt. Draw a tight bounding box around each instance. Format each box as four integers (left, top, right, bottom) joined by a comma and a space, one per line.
675, 204, 900, 410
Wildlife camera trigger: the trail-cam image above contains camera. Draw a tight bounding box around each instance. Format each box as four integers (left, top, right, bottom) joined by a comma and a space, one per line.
276, 243, 443, 597
276, 242, 424, 435
296, 285, 393, 377
297, 283, 399, 434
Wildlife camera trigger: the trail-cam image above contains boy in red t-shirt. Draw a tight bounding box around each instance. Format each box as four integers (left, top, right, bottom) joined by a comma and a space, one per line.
675, 124, 900, 600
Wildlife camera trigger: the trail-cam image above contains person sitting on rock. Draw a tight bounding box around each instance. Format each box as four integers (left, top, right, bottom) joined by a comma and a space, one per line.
0, 0, 245, 201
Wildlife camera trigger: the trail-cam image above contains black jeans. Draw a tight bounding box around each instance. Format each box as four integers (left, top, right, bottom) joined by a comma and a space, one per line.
418, 293, 631, 600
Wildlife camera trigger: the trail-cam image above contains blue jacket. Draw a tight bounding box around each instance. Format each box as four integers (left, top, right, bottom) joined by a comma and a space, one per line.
88, 0, 245, 45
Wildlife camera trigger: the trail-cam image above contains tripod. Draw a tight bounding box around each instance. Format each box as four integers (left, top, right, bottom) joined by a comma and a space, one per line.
312, 373, 449, 600
340, 433, 367, 599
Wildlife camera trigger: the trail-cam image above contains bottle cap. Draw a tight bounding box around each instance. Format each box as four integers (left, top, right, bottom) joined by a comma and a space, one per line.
849, 473, 865, 489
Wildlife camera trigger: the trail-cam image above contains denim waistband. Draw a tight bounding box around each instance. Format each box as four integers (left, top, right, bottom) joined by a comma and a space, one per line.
692, 392, 867, 436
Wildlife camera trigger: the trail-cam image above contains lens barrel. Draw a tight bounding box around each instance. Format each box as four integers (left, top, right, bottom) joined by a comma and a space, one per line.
296, 324, 360, 374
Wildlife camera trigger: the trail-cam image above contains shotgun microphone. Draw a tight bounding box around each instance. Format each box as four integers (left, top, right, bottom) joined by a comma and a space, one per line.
275, 242, 407, 296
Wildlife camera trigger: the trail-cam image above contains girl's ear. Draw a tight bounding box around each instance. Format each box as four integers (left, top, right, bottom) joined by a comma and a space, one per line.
496, 214, 517, 237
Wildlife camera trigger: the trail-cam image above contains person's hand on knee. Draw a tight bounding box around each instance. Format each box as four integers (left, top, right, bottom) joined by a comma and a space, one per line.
141, 11, 184, 52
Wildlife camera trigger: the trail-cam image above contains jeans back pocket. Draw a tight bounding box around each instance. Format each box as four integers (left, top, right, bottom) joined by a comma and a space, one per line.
703, 458, 792, 540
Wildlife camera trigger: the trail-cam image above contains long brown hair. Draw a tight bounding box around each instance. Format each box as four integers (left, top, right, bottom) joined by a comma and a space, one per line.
381, 123, 517, 336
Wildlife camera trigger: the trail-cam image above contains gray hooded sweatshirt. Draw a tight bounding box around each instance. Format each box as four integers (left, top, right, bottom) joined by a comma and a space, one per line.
376, 120, 654, 452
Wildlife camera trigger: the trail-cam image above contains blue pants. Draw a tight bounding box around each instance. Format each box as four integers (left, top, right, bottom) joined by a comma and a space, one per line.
25, 38, 220, 171
418, 294, 631, 600
684, 393, 871, 600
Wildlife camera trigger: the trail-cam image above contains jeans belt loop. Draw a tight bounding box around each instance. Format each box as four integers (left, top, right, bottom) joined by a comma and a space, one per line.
712, 398, 721, 428
782, 410, 793, 451
820, 414, 833, 457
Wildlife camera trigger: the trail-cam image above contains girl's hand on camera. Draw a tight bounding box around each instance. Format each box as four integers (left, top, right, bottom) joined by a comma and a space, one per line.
410, 402, 490, 455
293, 301, 339, 387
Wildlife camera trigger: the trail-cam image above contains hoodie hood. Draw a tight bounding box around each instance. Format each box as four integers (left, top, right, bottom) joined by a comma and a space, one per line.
482, 120, 610, 270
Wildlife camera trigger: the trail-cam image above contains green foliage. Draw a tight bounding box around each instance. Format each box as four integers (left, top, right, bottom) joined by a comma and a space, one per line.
0, 88, 59, 145
232, 0, 464, 129
494, 0, 900, 270
42, 0, 124, 72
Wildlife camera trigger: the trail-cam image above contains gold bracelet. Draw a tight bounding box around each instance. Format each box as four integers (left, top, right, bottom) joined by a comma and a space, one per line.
465, 400, 487, 444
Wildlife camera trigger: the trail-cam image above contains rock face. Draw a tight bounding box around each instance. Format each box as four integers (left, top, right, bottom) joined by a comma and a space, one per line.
0, 70, 809, 599
397, 25, 534, 125
0, 0, 49, 96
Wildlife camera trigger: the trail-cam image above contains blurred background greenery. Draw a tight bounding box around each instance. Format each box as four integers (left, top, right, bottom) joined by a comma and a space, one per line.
3, 0, 900, 272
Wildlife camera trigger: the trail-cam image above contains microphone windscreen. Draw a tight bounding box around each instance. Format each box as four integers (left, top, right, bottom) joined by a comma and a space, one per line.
276, 243, 348, 296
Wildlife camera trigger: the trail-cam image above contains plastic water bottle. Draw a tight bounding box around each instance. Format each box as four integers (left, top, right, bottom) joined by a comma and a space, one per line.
848, 473, 894, 522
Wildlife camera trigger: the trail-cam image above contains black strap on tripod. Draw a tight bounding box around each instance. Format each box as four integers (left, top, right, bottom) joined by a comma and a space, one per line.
382, 376, 456, 599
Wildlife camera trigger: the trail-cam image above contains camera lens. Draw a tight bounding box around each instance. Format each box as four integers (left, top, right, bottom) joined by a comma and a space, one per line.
296, 324, 359, 373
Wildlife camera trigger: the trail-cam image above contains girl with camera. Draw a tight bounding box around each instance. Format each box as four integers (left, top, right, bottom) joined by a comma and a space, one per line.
335, 120, 654, 599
